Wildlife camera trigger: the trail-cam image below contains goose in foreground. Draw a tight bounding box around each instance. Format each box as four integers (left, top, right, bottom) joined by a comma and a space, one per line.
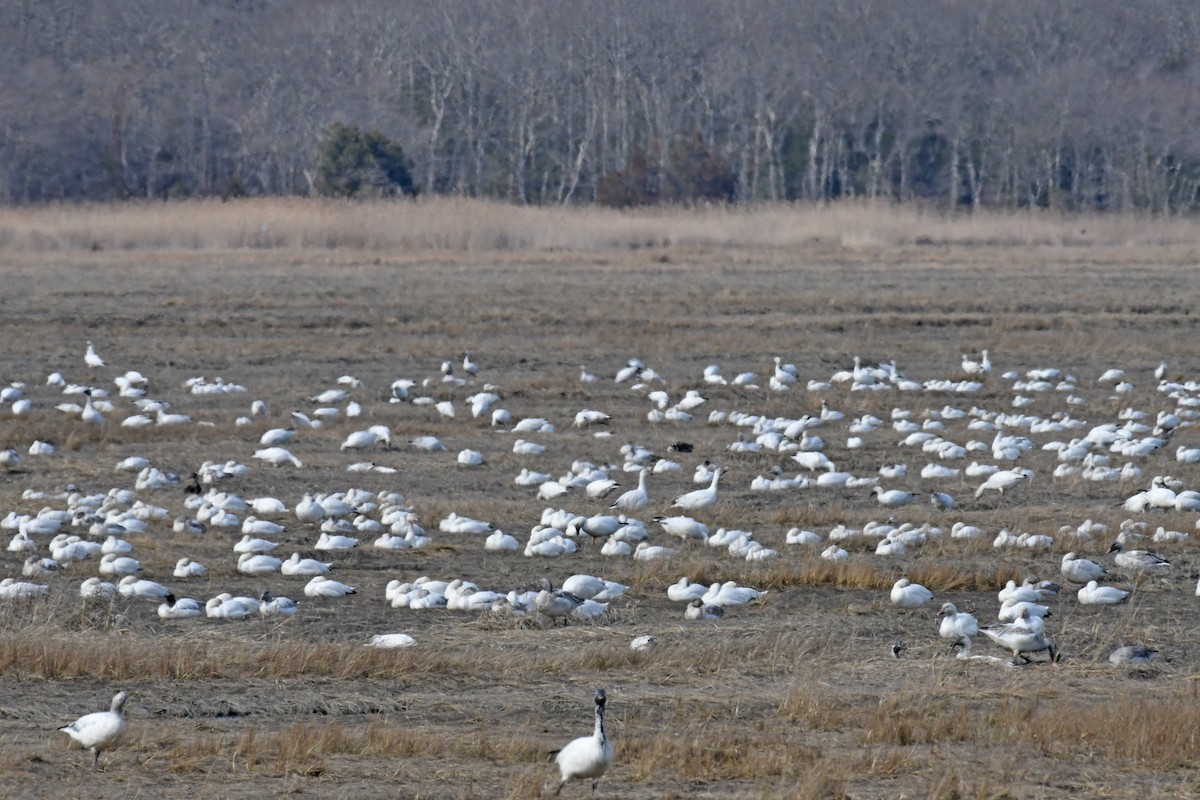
368, 633, 416, 648
890, 578, 934, 609
685, 599, 725, 619
979, 609, 1057, 665
891, 639, 907, 658
1077, 580, 1129, 605
552, 688, 613, 796
1060, 552, 1107, 584
872, 487, 918, 509
974, 468, 1033, 499
280, 553, 332, 576
1106, 540, 1170, 573
535, 580, 585, 624
259, 589, 298, 617
1108, 644, 1159, 666
937, 602, 979, 640
303, 576, 357, 597
60, 690, 127, 768
253, 447, 303, 468
671, 468, 723, 511
666, 577, 709, 603
951, 635, 1013, 666
157, 594, 203, 619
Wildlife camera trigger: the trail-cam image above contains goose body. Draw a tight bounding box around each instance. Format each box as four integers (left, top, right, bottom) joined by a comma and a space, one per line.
157, 594, 203, 619
205, 593, 261, 619
304, 576, 356, 597
974, 468, 1033, 499
553, 689, 613, 795
1078, 580, 1129, 605
1107, 540, 1170, 573
872, 486, 917, 508
610, 469, 649, 512
979, 609, 1057, 664
890, 578, 934, 609
666, 577, 709, 603
259, 590, 299, 617
1108, 644, 1158, 666
685, 599, 725, 619
253, 447, 303, 467
237, 552, 282, 575
1061, 552, 1106, 584
60, 691, 127, 768
937, 602, 979, 639
671, 468, 722, 511
280, 552, 332, 576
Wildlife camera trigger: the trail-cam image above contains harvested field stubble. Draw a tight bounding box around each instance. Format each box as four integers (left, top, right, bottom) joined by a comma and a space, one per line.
1, 201, 1200, 798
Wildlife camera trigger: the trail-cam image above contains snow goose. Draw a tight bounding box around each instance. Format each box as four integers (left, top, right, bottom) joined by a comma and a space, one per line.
484, 530, 519, 552
997, 580, 1039, 605
998, 600, 1052, 622
671, 469, 723, 511
237, 552, 282, 575
259, 590, 298, 617
937, 603, 979, 640
974, 468, 1033, 499
702, 581, 767, 606
117, 576, 170, 600
253, 447, 302, 468
303, 576, 356, 597
633, 542, 676, 561
157, 594, 203, 619
60, 690, 126, 768
685, 599, 725, 620
872, 486, 917, 509
205, 593, 261, 619
667, 577, 709, 603
1106, 540, 1170, 573
280, 553, 332, 576
1060, 552, 1106, 584
552, 689, 614, 796
0, 578, 49, 599
79, 577, 117, 601
610, 469, 649, 513
98, 553, 141, 577
368, 633, 416, 648
952, 635, 1013, 666
315, 531, 360, 550
890, 578, 934, 609
1078, 580, 1129, 605
1108, 644, 1158, 666
979, 609, 1057, 664
535, 582, 584, 624
234, 534, 278, 554
655, 515, 709, 541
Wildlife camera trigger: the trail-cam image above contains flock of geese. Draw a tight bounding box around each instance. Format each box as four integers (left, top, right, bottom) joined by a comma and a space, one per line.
10, 341, 1199, 783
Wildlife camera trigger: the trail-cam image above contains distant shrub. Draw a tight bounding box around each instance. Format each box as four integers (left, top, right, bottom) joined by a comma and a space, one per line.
314, 123, 418, 199
596, 135, 735, 207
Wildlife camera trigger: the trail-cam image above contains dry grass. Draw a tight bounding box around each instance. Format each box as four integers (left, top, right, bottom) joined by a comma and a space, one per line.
4, 214, 1200, 798
1, 198, 1200, 255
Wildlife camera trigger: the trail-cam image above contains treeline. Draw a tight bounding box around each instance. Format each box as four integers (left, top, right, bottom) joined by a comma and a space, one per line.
3, 0, 1200, 210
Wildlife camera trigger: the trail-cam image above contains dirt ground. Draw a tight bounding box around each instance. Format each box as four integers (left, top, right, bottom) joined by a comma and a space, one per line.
2, 239, 1200, 798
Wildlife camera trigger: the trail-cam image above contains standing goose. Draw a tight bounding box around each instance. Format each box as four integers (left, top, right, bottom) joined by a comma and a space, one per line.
552, 689, 614, 796
610, 469, 649, 513
979, 608, 1057, 665
59, 691, 127, 768
671, 468, 723, 511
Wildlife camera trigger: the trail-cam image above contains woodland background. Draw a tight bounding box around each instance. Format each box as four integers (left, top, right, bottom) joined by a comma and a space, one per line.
3, 1, 1199, 211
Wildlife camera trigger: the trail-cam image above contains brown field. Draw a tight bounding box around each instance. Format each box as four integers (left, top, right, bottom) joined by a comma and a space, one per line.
2, 201, 1200, 799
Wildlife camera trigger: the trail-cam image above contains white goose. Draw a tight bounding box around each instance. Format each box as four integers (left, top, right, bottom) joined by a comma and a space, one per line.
979, 609, 1057, 664
666, 577, 709, 603
280, 552, 332, 576
157, 594, 203, 619
890, 578, 934, 608
553, 689, 613, 796
303, 576, 356, 597
974, 468, 1033, 499
259, 590, 299, 617
1078, 580, 1129, 605
610, 469, 649, 513
671, 468, 723, 511
1107, 540, 1170, 573
937, 602, 979, 640
59, 690, 127, 768
1060, 552, 1106, 584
